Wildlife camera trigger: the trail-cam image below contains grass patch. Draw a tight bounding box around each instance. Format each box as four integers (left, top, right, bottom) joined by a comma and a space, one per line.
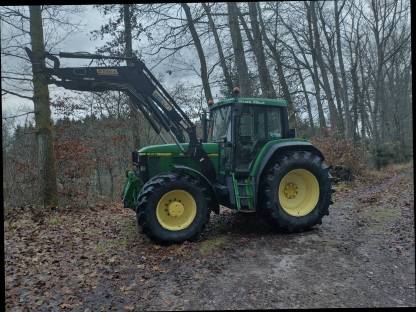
117, 219, 138, 246
361, 206, 398, 233
48, 216, 61, 226
362, 161, 413, 182
120, 219, 137, 238
95, 239, 117, 254
95, 220, 137, 253
199, 234, 228, 255
334, 182, 352, 191
369, 207, 397, 224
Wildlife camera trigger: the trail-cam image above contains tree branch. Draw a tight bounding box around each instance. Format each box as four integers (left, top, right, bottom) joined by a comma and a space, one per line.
2, 89, 33, 100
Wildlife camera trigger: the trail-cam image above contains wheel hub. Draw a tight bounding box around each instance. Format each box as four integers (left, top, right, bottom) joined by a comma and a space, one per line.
167, 201, 184, 217
156, 190, 197, 231
284, 182, 298, 199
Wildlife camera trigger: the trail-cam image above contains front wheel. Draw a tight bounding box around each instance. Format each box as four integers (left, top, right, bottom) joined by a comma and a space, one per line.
260, 151, 333, 232
136, 173, 211, 244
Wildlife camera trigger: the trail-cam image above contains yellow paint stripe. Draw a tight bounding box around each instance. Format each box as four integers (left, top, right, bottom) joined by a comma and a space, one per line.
139, 152, 173, 156
139, 152, 219, 157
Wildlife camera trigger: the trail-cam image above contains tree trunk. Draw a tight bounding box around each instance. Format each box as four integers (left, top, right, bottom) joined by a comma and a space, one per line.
202, 3, 233, 94
335, 0, 353, 139
29, 5, 58, 213
182, 3, 213, 102
108, 167, 114, 200
124, 4, 141, 150
317, 4, 344, 132
308, 1, 340, 133
227, 2, 251, 96
358, 52, 367, 142
246, 2, 276, 98
294, 57, 315, 133
350, 62, 360, 141
124, 4, 133, 60
303, 4, 327, 130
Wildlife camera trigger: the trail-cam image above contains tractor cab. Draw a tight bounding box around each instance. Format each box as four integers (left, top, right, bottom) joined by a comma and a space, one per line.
208, 96, 292, 177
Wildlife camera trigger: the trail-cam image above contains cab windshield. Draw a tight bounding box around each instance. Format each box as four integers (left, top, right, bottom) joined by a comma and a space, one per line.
209, 106, 232, 142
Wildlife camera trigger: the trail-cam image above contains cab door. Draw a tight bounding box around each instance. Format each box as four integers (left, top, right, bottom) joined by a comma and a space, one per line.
209, 105, 234, 180
235, 105, 283, 173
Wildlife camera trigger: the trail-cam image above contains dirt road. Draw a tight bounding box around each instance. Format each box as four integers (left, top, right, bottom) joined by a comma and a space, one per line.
5, 164, 415, 310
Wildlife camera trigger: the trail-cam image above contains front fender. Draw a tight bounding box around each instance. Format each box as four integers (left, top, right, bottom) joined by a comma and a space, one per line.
172, 165, 220, 214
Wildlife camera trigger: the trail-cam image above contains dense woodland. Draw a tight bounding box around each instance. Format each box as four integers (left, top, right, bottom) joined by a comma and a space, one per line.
1, 1, 412, 214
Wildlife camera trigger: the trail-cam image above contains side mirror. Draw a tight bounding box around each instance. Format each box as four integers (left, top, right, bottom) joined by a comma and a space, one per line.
287, 128, 296, 138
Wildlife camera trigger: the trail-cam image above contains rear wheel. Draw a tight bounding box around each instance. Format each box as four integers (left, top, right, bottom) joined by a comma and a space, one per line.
136, 173, 211, 244
260, 151, 333, 232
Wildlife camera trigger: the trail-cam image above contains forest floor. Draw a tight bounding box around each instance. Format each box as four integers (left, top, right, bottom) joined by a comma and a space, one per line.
5, 162, 415, 311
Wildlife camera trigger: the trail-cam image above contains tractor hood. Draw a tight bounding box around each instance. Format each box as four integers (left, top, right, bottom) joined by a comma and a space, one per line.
138, 143, 219, 156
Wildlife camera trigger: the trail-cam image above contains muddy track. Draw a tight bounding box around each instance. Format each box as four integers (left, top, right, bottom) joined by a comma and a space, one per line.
5, 167, 415, 310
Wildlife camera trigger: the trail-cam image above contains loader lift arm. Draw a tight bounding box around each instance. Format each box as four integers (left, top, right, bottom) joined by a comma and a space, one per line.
25, 48, 215, 181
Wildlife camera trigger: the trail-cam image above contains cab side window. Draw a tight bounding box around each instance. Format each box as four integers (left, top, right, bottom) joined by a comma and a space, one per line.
267, 108, 282, 139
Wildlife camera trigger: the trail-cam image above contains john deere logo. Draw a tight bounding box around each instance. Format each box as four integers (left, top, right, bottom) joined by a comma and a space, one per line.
96, 68, 119, 76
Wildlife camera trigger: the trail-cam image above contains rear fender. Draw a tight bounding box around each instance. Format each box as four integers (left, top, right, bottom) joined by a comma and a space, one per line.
251, 141, 325, 208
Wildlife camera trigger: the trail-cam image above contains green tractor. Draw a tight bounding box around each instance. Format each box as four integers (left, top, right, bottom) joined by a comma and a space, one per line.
25, 48, 334, 244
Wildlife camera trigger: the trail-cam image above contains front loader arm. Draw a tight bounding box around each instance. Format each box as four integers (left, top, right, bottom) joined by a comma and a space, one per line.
25, 48, 215, 181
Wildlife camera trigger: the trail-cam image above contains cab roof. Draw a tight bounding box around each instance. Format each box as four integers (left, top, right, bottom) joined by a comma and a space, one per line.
210, 97, 288, 110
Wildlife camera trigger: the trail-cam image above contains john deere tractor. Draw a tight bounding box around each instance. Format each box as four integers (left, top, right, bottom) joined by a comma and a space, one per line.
26, 48, 334, 244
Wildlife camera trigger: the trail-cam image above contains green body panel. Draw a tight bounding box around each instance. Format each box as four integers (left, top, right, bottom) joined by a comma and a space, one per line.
139, 143, 219, 177
139, 143, 219, 156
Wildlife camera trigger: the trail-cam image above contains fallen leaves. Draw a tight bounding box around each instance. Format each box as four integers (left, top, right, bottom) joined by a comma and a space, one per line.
4, 201, 205, 311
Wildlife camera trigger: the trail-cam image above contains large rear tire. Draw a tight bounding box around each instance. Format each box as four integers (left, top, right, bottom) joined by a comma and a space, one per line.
260, 151, 333, 232
136, 173, 211, 244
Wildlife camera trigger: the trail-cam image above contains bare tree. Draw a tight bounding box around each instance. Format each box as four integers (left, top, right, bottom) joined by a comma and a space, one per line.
181, 3, 213, 102
202, 3, 234, 94
28, 5, 58, 213
256, 2, 296, 126
334, 0, 353, 139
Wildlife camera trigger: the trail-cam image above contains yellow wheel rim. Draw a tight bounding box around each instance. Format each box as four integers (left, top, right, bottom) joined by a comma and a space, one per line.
278, 169, 320, 217
156, 190, 197, 231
